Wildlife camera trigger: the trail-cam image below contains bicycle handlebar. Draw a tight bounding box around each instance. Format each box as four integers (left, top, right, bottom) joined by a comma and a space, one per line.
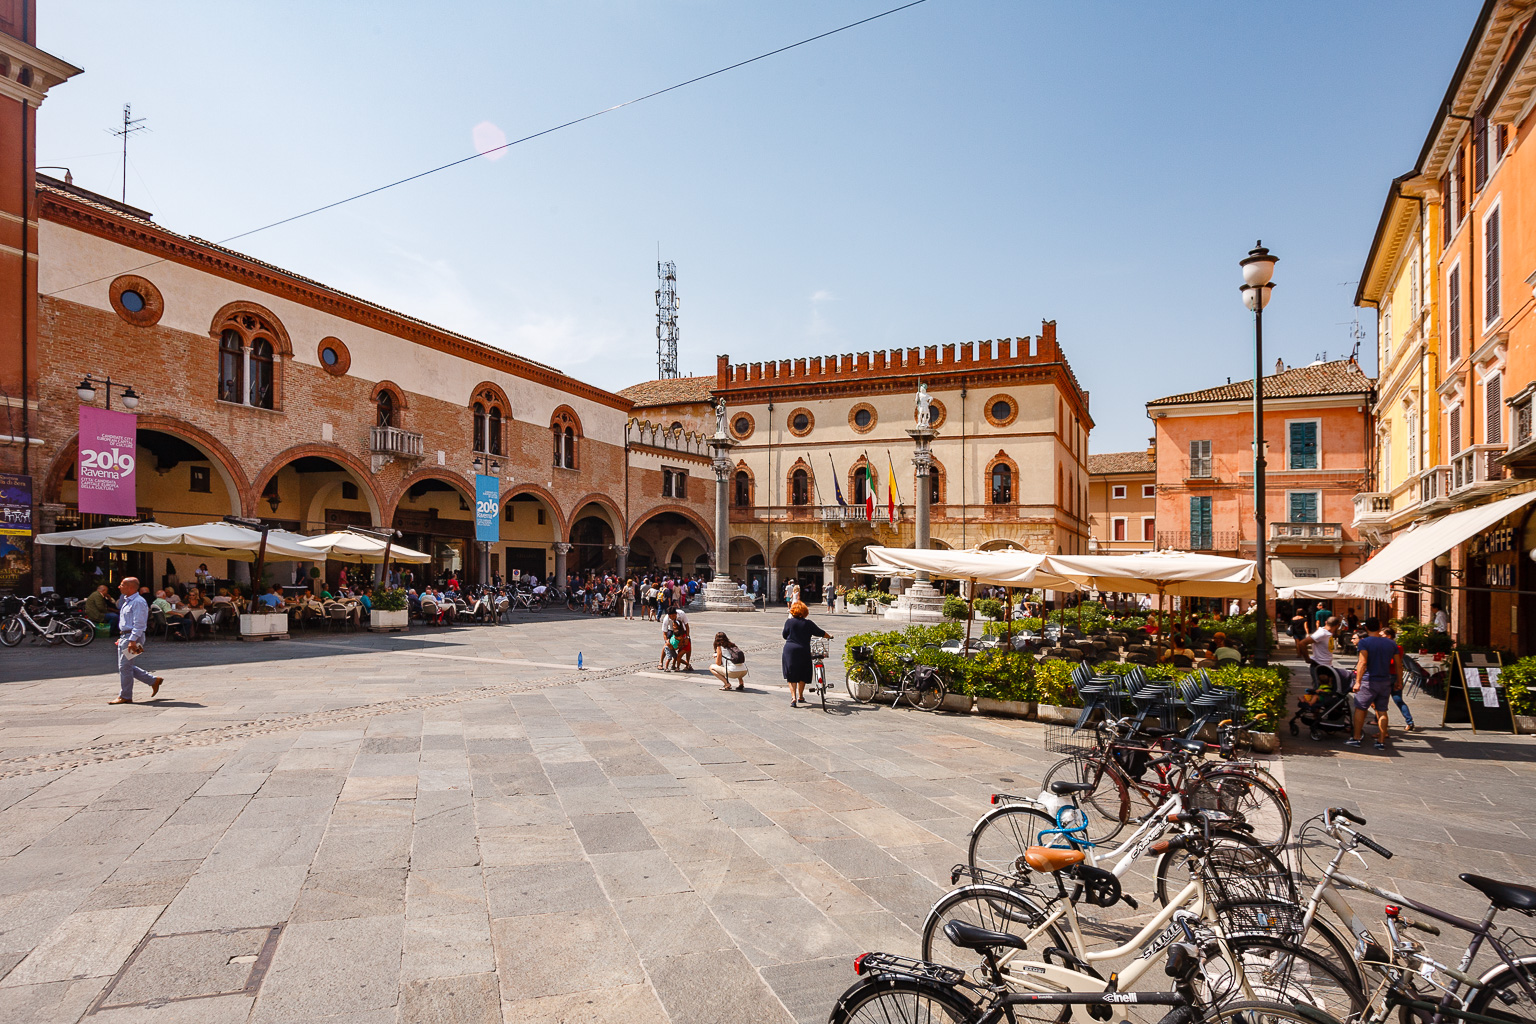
1327, 806, 1366, 826
1356, 833, 1393, 860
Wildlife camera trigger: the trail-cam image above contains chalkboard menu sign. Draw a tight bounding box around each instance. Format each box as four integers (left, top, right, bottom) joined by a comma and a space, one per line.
1441, 651, 1515, 734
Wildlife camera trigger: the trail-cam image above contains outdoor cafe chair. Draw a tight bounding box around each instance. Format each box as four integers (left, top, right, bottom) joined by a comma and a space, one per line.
419, 598, 439, 625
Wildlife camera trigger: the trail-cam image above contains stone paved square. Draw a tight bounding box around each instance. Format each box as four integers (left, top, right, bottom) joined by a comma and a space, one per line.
0, 609, 1530, 1023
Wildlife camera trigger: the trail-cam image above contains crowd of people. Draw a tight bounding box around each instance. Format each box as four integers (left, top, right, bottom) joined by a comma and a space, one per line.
1294, 604, 1421, 749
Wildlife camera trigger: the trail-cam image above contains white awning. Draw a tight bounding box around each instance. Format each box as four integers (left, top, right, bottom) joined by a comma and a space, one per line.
1277, 579, 1341, 600
1337, 489, 1536, 601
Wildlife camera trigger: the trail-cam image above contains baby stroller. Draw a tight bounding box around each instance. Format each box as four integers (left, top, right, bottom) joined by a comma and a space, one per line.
1289, 665, 1352, 741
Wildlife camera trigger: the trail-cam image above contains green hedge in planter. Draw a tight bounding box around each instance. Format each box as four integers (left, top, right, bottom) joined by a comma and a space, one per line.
847, 588, 895, 606
943, 596, 968, 620
975, 598, 1004, 620
371, 587, 408, 612
842, 624, 1037, 703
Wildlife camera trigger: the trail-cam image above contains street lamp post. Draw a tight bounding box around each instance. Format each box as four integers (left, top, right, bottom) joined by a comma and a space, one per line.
1240, 241, 1277, 667
76, 374, 141, 410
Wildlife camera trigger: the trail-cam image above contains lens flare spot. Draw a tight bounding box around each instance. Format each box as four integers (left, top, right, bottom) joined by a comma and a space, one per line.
473, 121, 507, 160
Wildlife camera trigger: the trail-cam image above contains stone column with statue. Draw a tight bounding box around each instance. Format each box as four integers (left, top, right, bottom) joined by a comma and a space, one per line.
704, 399, 755, 611
886, 384, 947, 622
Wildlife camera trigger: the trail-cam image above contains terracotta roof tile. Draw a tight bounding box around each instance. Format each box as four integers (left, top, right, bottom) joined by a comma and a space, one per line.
617, 376, 716, 406
1146, 359, 1374, 406
1087, 451, 1154, 475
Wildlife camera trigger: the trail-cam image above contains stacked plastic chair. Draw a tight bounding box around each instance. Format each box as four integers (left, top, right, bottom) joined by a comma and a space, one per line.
1181, 670, 1246, 739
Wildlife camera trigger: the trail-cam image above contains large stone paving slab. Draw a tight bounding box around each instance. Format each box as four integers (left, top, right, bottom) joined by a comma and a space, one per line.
0, 612, 1530, 1022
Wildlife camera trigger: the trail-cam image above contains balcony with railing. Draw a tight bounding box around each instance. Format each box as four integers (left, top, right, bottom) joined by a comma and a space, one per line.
1499, 383, 1536, 473
1420, 465, 1452, 509
1156, 530, 1240, 552
368, 425, 425, 473
1450, 444, 1506, 495
1269, 521, 1343, 546
1350, 493, 1392, 531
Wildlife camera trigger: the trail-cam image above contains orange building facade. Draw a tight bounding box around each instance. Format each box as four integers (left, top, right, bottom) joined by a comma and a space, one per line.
1148, 361, 1375, 602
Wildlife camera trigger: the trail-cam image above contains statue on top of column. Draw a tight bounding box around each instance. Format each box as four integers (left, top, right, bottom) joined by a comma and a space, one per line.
914, 383, 933, 427
715, 399, 728, 438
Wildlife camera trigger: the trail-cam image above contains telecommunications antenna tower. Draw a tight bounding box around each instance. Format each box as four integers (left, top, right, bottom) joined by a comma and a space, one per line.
656, 260, 679, 379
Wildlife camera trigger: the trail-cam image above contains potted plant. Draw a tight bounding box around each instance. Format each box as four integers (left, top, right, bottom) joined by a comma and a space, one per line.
974, 656, 1037, 718
369, 586, 410, 631
239, 585, 289, 640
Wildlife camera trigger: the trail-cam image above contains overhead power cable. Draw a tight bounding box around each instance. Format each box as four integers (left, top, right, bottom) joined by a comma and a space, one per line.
45, 0, 932, 298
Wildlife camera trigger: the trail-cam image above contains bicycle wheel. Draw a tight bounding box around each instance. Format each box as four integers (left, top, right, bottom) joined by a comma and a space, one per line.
0, 616, 22, 647
845, 663, 879, 703
61, 617, 95, 647
968, 805, 1058, 876
1039, 754, 1130, 844
921, 886, 1070, 1021
1213, 935, 1365, 1019
816, 665, 828, 712
906, 670, 947, 712
1203, 1000, 1355, 1024
1186, 769, 1291, 849
830, 976, 976, 1024
1465, 955, 1536, 1024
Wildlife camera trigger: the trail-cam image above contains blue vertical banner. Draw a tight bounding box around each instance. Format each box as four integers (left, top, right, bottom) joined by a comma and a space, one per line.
475, 475, 499, 543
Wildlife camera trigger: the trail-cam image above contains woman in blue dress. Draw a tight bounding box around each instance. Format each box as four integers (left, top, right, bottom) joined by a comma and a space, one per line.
781, 600, 832, 707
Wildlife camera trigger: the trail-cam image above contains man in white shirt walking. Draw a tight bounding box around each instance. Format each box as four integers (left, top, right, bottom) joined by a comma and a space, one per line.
110, 577, 163, 705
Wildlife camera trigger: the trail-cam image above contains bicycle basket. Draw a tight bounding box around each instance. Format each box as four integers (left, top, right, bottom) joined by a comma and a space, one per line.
1216, 899, 1302, 938
849, 644, 873, 662
1043, 722, 1099, 755
809, 637, 831, 659
1199, 842, 1297, 906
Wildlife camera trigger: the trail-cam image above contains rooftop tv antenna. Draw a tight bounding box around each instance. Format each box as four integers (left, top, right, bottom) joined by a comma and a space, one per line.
656, 259, 679, 379
107, 103, 148, 204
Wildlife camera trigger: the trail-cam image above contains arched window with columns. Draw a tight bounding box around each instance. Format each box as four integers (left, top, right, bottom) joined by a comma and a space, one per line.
551, 407, 581, 469
213, 306, 288, 409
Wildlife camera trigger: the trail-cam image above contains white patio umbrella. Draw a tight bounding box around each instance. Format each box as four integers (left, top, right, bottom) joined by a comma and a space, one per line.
863, 546, 1081, 646
36, 521, 318, 562
1040, 550, 1257, 635
296, 532, 432, 564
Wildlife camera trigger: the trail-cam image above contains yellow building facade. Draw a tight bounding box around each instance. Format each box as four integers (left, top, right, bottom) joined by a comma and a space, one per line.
1352, 173, 1441, 550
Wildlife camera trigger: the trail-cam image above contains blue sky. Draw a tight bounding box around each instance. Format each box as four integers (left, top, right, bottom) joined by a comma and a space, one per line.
38, 1, 1478, 451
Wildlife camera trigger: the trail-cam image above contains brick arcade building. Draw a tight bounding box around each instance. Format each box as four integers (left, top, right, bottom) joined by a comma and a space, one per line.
8, 174, 715, 595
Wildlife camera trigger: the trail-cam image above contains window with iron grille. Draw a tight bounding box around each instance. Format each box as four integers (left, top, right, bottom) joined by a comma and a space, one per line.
1486, 372, 1502, 445
1188, 440, 1212, 478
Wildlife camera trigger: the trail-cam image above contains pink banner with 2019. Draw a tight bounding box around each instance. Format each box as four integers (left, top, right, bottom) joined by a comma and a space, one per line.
77, 406, 138, 516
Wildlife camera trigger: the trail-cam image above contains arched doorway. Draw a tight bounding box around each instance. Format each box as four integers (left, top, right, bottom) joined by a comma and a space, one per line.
835, 538, 878, 591
570, 512, 616, 575
46, 426, 250, 596
729, 536, 767, 596
256, 451, 382, 591
390, 473, 476, 586
773, 536, 825, 603
630, 509, 713, 579
499, 489, 560, 582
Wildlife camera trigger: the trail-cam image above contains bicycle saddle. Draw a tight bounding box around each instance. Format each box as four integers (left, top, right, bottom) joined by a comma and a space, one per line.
1048, 781, 1095, 796
1460, 874, 1536, 913
941, 919, 1028, 952
1024, 846, 1086, 872
1170, 738, 1206, 754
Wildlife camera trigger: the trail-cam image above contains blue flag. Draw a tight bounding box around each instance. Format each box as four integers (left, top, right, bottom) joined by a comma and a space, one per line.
828, 454, 847, 506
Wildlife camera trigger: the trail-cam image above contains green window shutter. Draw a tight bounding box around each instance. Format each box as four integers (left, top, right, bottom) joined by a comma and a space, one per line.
1189, 497, 1212, 549
1288, 492, 1319, 523
1289, 422, 1318, 470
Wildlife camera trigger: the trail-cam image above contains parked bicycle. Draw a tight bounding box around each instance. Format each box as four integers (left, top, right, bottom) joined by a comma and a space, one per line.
834, 919, 1326, 1024
807, 637, 832, 712
1039, 716, 1291, 848
843, 642, 948, 711
916, 812, 1360, 1021
0, 594, 95, 648
1283, 806, 1536, 1020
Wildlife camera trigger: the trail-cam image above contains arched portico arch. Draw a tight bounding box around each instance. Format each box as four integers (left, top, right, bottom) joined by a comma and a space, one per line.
44, 416, 251, 517
627, 505, 713, 579
251, 445, 384, 528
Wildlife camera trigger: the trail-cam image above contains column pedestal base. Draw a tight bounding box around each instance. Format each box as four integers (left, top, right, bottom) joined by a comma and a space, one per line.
703, 578, 757, 612
884, 581, 947, 622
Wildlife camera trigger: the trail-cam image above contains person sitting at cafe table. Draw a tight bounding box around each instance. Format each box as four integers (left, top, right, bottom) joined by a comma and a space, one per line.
1159, 634, 1198, 665
1211, 632, 1242, 664
83, 583, 119, 635
257, 584, 283, 611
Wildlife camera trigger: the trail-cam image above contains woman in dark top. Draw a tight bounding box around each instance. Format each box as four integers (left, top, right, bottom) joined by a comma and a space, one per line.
781, 600, 832, 708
